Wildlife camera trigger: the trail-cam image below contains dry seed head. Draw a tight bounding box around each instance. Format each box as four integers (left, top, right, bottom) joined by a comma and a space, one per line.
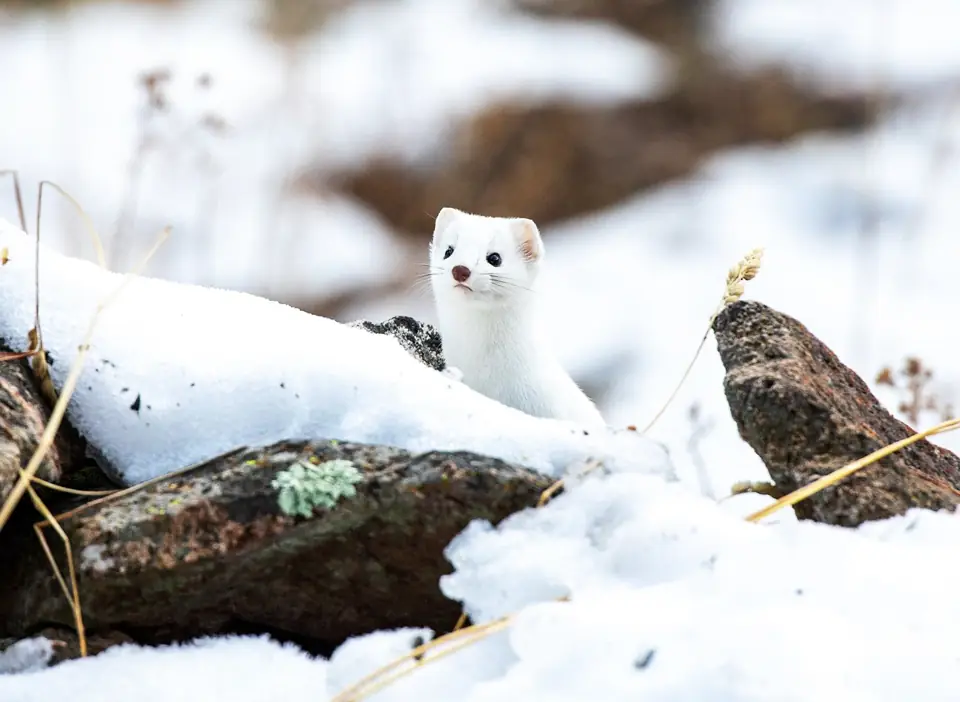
722, 248, 764, 306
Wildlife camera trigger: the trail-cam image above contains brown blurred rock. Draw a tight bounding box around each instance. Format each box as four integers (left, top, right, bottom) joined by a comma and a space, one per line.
0, 439, 550, 653
298, 0, 873, 239
513, 0, 710, 47
713, 301, 960, 526
316, 64, 868, 238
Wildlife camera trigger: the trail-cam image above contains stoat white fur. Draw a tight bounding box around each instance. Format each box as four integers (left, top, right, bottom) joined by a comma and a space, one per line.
429, 207, 605, 428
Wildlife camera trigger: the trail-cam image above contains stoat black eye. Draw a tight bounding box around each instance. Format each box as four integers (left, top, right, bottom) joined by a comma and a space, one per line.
486, 252, 502, 267
443, 246, 454, 260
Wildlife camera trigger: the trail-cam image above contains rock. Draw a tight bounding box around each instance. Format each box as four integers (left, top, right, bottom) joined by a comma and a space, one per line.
0, 343, 85, 504
0, 439, 550, 653
348, 316, 446, 372
514, 0, 711, 47
316, 73, 869, 240
713, 300, 960, 526
307, 0, 872, 243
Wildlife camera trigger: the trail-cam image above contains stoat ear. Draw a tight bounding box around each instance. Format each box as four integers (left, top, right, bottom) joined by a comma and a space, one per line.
433, 207, 463, 239
511, 218, 542, 263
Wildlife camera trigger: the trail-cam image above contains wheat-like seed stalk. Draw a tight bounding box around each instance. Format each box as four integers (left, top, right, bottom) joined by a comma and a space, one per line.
640, 247, 763, 435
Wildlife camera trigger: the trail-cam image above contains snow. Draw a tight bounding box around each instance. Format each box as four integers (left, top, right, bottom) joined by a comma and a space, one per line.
0, 638, 56, 676
3, 1, 960, 700
352, 96, 960, 502
0, 635, 328, 701
712, 0, 960, 92
5, 475, 960, 701
0, 219, 672, 485
0, 0, 669, 297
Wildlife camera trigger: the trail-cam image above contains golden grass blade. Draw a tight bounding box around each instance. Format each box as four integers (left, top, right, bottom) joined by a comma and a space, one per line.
28, 475, 117, 497
0, 349, 38, 362
329, 616, 512, 702
0, 225, 170, 535
746, 417, 960, 523
453, 611, 468, 632
25, 480, 86, 656
37, 181, 107, 269
538, 458, 603, 508
31, 510, 72, 607
537, 478, 565, 507
342, 621, 512, 702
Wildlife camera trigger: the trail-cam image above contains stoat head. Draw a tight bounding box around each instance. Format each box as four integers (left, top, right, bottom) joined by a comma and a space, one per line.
429, 206, 543, 309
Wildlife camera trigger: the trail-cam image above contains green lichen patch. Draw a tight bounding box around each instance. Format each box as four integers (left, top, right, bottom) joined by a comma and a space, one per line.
271, 459, 363, 519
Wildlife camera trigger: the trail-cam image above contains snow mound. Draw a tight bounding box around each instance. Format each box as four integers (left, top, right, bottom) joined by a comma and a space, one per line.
0, 635, 327, 702
0, 220, 672, 485
5, 472, 960, 700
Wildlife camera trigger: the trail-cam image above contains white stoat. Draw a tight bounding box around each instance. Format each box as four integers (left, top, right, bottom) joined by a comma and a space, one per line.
428, 206, 606, 428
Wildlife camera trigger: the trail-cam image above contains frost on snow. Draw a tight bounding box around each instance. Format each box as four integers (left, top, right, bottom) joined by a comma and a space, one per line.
0, 221, 673, 486
272, 459, 363, 518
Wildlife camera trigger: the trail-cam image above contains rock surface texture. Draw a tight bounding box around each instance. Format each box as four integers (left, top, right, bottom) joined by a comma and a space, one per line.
714, 301, 960, 526
0, 439, 550, 658
348, 315, 446, 372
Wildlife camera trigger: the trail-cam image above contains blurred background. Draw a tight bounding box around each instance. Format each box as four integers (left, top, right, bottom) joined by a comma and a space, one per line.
2, 0, 959, 499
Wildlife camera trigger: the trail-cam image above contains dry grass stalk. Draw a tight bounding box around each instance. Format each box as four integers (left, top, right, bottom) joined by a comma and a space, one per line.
0, 221, 164, 534
28, 475, 116, 497
329, 616, 513, 702
640, 247, 763, 435
745, 416, 960, 523
338, 377, 957, 699
537, 457, 604, 508
0, 184, 170, 658
23, 477, 86, 654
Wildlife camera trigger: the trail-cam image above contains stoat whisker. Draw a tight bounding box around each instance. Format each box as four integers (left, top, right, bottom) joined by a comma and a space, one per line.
490, 275, 533, 293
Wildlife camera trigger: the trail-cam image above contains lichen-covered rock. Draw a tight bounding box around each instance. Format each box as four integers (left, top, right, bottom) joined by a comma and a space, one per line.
348, 315, 445, 372
713, 300, 960, 526
0, 439, 550, 653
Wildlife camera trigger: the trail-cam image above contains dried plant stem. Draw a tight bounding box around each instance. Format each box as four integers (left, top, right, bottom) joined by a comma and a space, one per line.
36, 181, 107, 268
537, 458, 603, 508
24, 479, 85, 656
346, 621, 511, 702
640, 248, 763, 435
745, 417, 960, 523
29, 475, 116, 497
0, 223, 169, 532
0, 225, 169, 659
330, 616, 513, 702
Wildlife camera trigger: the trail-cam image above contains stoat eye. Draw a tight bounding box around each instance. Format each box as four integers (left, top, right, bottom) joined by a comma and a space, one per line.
486, 252, 502, 267
443, 246, 454, 259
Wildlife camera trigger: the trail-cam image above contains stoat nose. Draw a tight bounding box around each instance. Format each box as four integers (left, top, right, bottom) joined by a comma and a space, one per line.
451, 265, 471, 283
